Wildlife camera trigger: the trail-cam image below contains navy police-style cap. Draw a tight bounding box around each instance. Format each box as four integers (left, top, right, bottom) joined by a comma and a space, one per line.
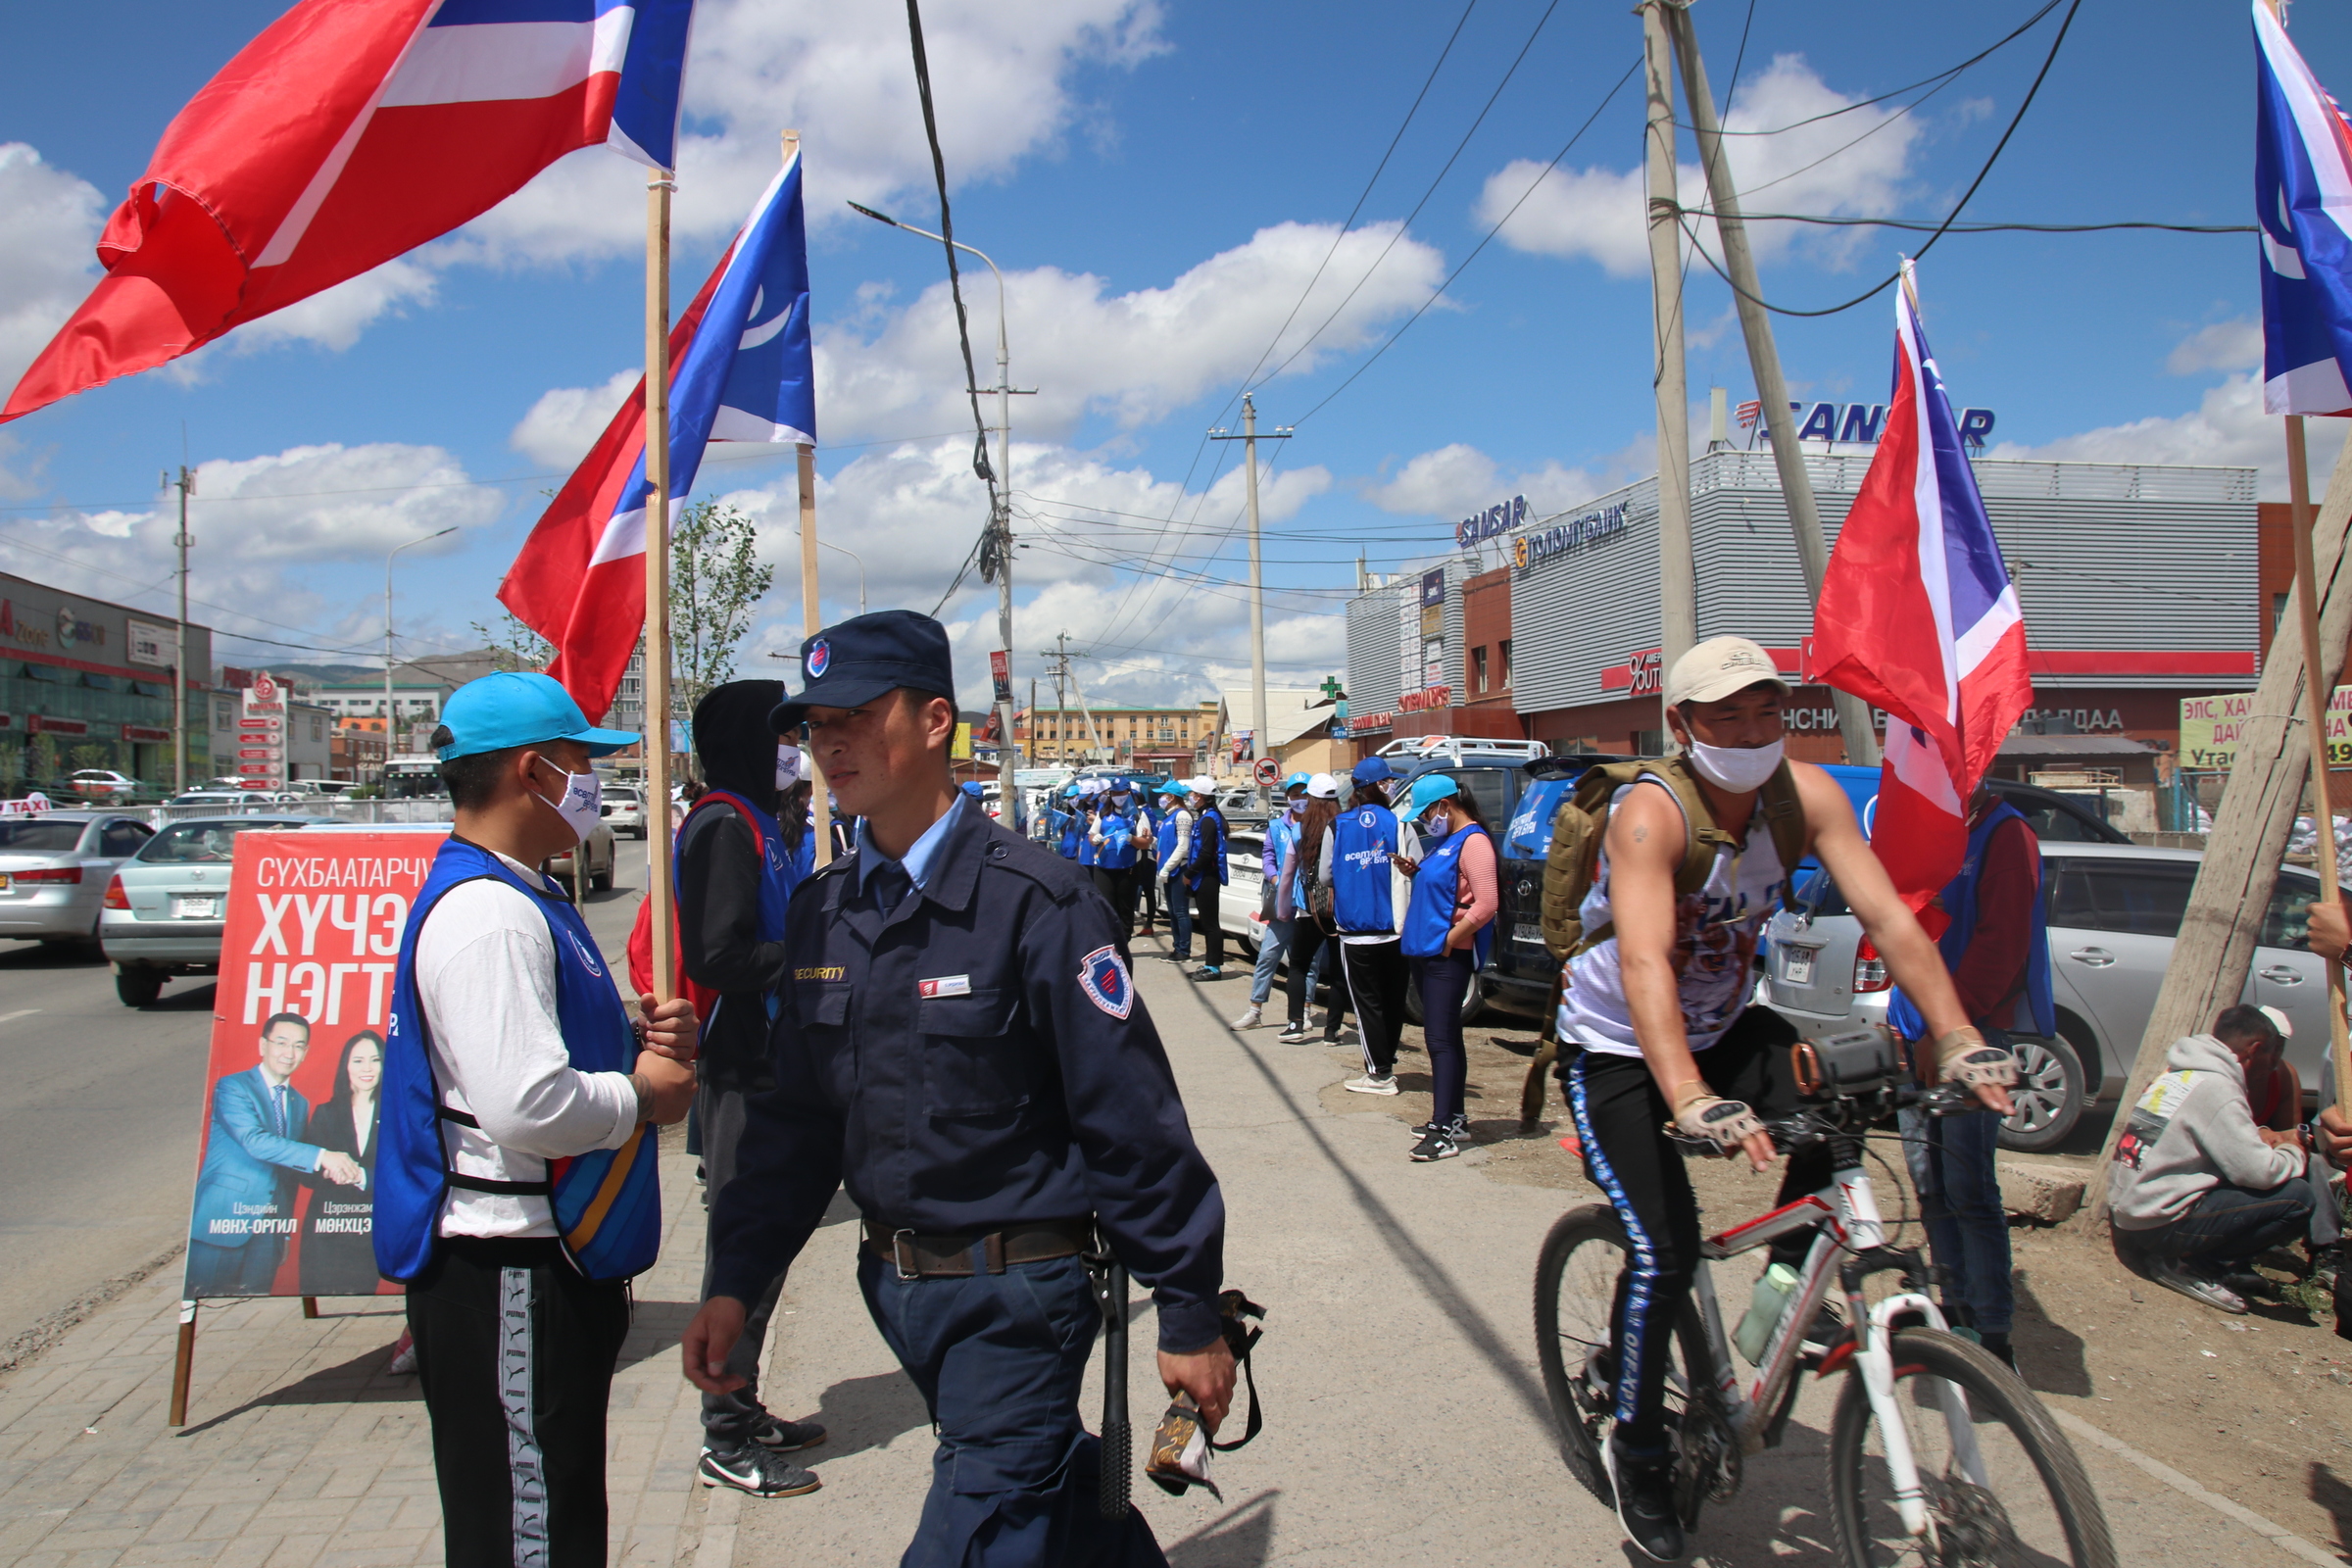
770, 610, 957, 731
1351, 756, 1396, 783
436, 672, 637, 760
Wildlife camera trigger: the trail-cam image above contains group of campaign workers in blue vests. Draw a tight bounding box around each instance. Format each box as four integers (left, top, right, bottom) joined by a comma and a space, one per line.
1044, 758, 1502, 1165
1044, 774, 1231, 974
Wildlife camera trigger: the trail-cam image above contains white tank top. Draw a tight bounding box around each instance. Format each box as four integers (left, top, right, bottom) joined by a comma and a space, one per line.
1558, 776, 1787, 1058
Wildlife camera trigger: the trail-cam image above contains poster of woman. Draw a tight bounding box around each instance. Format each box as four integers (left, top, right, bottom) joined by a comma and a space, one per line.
299, 1029, 385, 1297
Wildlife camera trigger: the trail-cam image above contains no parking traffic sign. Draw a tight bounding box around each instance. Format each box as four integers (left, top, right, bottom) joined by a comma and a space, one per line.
1252, 756, 1279, 787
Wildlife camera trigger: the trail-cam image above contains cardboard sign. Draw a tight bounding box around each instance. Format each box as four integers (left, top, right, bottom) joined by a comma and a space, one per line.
181, 829, 443, 1298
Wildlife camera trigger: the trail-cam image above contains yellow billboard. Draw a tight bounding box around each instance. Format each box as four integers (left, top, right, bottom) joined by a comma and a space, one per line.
2180, 687, 2352, 769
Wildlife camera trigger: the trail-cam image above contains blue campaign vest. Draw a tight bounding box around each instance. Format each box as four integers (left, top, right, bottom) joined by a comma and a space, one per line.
1887, 800, 2055, 1039
675, 789, 799, 1024
1155, 808, 1180, 864
1330, 805, 1400, 933
1056, 807, 1084, 859
1192, 807, 1228, 886
1094, 802, 1142, 869
1077, 808, 1101, 867
1401, 822, 1494, 967
376, 839, 661, 1283
1265, 811, 1300, 908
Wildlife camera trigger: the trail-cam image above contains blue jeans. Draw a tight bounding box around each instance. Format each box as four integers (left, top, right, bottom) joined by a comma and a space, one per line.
2131, 1178, 2319, 1268
1164, 873, 1193, 959
1250, 917, 1292, 1005
858, 1252, 1166, 1568
1901, 1090, 2014, 1336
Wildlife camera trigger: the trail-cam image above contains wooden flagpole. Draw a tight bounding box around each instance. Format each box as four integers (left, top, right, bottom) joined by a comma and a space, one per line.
786, 130, 831, 869
645, 170, 677, 998
2286, 415, 2352, 1114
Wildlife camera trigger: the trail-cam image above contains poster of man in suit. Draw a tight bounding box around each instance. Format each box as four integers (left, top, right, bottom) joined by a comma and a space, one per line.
178, 831, 441, 1299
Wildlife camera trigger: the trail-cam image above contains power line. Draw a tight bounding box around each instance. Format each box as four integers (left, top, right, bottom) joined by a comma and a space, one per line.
1292, 56, 1642, 426
1673, 0, 2086, 318
1676, 210, 2254, 235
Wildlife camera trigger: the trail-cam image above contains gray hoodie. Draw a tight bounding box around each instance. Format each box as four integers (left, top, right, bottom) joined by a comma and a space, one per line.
2108, 1033, 2308, 1231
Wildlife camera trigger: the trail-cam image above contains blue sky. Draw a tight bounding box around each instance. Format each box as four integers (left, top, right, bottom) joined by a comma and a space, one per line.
0, 0, 2336, 710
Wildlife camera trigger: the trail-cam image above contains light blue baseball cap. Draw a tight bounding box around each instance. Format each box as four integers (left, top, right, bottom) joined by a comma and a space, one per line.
435, 672, 637, 760
1283, 771, 1309, 791
1403, 772, 1461, 817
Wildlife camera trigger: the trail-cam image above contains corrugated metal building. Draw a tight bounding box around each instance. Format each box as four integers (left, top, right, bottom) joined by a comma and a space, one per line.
1342, 448, 2259, 767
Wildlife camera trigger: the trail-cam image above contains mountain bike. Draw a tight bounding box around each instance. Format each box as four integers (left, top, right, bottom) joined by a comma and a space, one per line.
1534, 1029, 2116, 1567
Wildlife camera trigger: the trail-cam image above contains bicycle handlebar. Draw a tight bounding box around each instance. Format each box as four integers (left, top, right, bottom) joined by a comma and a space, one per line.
1666, 1080, 1977, 1156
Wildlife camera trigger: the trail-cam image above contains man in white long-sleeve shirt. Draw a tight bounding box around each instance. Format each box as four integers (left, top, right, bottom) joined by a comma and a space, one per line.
377, 672, 698, 1567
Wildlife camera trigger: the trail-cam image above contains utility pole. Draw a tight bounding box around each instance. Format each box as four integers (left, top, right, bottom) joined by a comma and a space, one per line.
164, 466, 193, 792
1641, 0, 1697, 728
1039, 632, 1102, 760
1667, 6, 1880, 764
1210, 395, 1293, 782
1027, 677, 1038, 767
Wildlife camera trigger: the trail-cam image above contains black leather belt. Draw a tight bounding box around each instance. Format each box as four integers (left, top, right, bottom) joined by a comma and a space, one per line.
860, 1218, 1095, 1280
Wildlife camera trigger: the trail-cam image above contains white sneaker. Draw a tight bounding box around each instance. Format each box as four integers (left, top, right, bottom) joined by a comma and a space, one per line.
386, 1330, 417, 1376
1230, 1005, 1263, 1030
1345, 1074, 1399, 1096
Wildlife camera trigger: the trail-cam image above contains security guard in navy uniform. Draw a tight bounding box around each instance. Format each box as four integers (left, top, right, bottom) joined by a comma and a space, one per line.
684, 611, 1236, 1567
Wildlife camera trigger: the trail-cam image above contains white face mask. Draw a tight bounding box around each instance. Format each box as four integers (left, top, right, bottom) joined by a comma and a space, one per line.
1686, 737, 1786, 793
532, 761, 604, 844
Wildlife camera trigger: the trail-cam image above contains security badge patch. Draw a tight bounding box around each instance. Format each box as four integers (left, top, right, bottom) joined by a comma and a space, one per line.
1079, 946, 1133, 1019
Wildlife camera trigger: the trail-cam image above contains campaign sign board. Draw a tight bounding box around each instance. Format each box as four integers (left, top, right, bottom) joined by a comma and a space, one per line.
181, 830, 443, 1299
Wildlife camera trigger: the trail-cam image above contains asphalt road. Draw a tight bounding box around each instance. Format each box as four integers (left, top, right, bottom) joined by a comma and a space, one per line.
0, 845, 652, 1366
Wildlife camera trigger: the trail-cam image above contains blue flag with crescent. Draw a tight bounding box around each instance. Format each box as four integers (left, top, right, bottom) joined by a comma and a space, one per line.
2255, 0, 2352, 415
609, 149, 815, 542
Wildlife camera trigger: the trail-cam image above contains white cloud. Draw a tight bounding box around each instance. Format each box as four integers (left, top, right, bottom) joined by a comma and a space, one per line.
1984, 371, 2344, 501
2166, 318, 2262, 377
0, 143, 104, 389
1479, 55, 1926, 276
454, 0, 1166, 268
1360, 441, 1636, 522
512, 370, 641, 467
704, 434, 1342, 709
815, 220, 1446, 442
234, 260, 439, 354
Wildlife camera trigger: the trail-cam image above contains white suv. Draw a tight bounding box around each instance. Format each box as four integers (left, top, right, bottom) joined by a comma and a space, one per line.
602, 784, 648, 839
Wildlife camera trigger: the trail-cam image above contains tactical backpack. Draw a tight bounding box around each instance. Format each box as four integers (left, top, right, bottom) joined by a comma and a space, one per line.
1539, 755, 1808, 959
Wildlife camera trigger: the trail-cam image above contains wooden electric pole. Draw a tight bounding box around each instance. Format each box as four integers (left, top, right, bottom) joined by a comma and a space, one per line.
1641, 0, 1697, 725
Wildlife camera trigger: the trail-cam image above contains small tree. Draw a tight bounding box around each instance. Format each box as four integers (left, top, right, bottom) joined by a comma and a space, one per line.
471, 612, 555, 674
27, 733, 58, 787
670, 501, 774, 720
67, 743, 108, 773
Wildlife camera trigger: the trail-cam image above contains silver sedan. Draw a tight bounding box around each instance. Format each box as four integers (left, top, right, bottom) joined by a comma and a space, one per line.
0, 809, 155, 948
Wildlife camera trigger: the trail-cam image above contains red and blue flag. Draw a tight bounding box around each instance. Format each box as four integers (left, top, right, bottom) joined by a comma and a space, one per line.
2255, 0, 2352, 415
3, 0, 695, 424
500, 148, 815, 721
1809, 265, 2034, 928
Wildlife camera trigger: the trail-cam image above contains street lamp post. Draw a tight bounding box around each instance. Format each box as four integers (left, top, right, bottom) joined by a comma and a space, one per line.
802, 534, 867, 612
385, 527, 458, 767
850, 200, 1028, 809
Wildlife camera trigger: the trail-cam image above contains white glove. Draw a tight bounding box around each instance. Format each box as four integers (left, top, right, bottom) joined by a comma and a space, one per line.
1935, 1027, 2018, 1091
1674, 1092, 1766, 1151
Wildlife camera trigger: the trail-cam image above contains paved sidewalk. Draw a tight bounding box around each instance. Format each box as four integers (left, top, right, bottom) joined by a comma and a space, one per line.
0, 1134, 713, 1567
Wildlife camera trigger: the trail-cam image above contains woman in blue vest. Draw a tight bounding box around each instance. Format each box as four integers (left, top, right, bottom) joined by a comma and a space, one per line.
1319, 757, 1415, 1093
376, 672, 699, 1566
1186, 778, 1229, 980
1396, 774, 1499, 1162
1087, 778, 1144, 960
1155, 781, 1195, 960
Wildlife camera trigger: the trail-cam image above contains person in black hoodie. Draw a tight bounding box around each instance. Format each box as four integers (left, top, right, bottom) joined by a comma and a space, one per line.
676, 680, 827, 1498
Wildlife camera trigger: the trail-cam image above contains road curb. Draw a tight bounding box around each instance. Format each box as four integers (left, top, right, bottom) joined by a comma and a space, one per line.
2047, 1405, 2340, 1566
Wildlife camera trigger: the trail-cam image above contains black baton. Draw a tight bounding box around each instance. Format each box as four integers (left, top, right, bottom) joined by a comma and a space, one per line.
1095, 1260, 1131, 1517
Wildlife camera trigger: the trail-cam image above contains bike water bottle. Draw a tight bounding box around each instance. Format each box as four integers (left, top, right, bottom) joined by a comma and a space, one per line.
1735, 1261, 1800, 1364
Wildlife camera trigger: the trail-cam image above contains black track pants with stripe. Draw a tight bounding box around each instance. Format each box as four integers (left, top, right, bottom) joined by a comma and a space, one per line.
1561, 1007, 1829, 1452
410, 1236, 631, 1568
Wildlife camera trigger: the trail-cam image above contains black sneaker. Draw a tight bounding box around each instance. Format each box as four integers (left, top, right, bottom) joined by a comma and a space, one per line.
1603, 1439, 1686, 1562
699, 1440, 821, 1497
1408, 1128, 1460, 1162
1277, 1023, 1311, 1043
748, 1411, 826, 1451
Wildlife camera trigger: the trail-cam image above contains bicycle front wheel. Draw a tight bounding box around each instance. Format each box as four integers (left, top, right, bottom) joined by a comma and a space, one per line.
1827, 1328, 2115, 1568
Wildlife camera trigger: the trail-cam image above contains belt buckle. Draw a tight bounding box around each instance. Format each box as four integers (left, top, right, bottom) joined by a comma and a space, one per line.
892, 1228, 922, 1282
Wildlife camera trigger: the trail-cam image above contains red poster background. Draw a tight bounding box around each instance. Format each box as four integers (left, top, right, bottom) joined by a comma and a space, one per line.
181, 830, 444, 1298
